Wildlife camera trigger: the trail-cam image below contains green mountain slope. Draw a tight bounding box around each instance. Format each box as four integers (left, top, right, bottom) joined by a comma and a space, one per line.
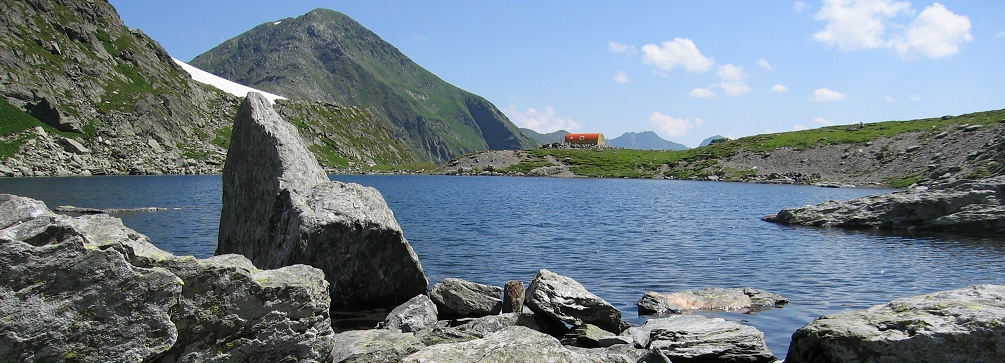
521, 128, 569, 144
191, 9, 537, 162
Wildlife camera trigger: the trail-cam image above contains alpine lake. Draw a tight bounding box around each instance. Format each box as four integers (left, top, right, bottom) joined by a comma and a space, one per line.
3, 174, 1004, 359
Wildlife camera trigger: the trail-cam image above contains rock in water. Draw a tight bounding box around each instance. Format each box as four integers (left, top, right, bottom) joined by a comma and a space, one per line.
217, 92, 427, 309
787, 285, 1005, 363
637, 287, 788, 315
525, 269, 623, 333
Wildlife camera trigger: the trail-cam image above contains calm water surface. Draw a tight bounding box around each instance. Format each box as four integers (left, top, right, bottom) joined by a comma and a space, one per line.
2, 175, 1004, 358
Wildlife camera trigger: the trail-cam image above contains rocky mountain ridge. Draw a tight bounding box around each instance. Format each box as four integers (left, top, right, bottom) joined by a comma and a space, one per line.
607, 131, 688, 151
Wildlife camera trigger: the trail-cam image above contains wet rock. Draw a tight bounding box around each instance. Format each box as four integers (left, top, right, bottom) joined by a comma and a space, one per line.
430, 278, 502, 318
763, 175, 1005, 234
217, 92, 427, 309
641, 315, 776, 363
382, 294, 438, 333
787, 285, 1005, 363
330, 329, 423, 363
402, 326, 599, 363
637, 288, 788, 315
525, 269, 623, 333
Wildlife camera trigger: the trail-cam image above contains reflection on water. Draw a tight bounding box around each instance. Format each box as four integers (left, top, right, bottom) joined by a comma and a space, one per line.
2, 174, 1003, 359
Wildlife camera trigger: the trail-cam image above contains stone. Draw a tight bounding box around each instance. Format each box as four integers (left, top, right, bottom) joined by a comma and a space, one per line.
147, 138, 165, 153
330, 329, 423, 363
597, 336, 635, 348
641, 315, 776, 363
787, 285, 1005, 363
60, 137, 91, 155
503, 280, 526, 313
563, 323, 616, 348
525, 269, 623, 333
763, 175, 1005, 234
27, 95, 82, 133
637, 288, 788, 315
430, 278, 503, 318
217, 92, 427, 309
449, 311, 569, 339
402, 326, 600, 363
383, 294, 438, 333
0, 194, 334, 362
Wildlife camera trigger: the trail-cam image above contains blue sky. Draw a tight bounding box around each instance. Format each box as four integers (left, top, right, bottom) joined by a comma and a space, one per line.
109, 0, 1004, 148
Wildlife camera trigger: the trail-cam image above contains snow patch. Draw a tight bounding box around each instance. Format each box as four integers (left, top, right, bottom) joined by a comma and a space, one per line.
172, 58, 285, 104
273, 21, 282, 25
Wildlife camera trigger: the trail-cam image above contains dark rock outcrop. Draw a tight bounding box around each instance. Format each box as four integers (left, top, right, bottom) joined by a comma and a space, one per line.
787, 285, 1005, 363
0, 194, 334, 362
216, 92, 427, 309
638, 288, 788, 315
525, 269, 623, 334
382, 294, 438, 333
429, 278, 503, 318
631, 315, 776, 363
763, 176, 1005, 234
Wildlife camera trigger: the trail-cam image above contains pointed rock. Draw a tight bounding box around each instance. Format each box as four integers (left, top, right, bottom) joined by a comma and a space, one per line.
525, 269, 622, 333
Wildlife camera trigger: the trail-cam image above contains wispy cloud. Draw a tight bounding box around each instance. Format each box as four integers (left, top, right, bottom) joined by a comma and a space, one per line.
756, 58, 774, 70
771, 84, 790, 93
813, 117, 835, 125
690, 88, 716, 98
688, 64, 750, 98
886, 95, 895, 102
613, 71, 630, 84
794, 125, 809, 131
809, 87, 847, 102
641, 38, 714, 72
793, 1, 808, 13
608, 41, 636, 53
505, 106, 581, 133
650, 112, 703, 138
997, 30, 1005, 39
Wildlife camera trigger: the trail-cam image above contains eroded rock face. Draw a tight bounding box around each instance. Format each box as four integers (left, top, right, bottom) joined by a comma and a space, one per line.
525, 269, 623, 333
429, 278, 503, 318
637, 288, 788, 315
763, 176, 1005, 234
0, 194, 334, 362
638, 315, 776, 363
787, 285, 1005, 363
217, 92, 427, 309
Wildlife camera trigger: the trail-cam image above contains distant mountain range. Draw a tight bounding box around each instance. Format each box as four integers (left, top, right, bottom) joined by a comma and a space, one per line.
190, 9, 536, 162
608, 131, 688, 150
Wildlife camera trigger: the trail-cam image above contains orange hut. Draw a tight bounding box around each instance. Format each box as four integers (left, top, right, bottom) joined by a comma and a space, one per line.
565, 133, 606, 146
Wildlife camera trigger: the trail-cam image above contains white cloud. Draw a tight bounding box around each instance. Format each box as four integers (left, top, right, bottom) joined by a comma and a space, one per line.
613, 71, 630, 84
793, 1, 808, 12
716, 64, 750, 96
997, 31, 1005, 39
771, 84, 790, 93
910, 95, 922, 101
412, 34, 427, 42
810, 88, 848, 102
608, 41, 635, 53
690, 88, 716, 98
891, 3, 972, 59
813, 0, 972, 59
813, 117, 835, 125
649, 112, 702, 138
794, 125, 809, 130
885, 95, 895, 102
756, 58, 773, 70
641, 38, 714, 72
506, 106, 581, 133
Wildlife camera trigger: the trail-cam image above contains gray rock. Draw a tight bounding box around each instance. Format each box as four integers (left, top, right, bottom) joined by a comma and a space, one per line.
563, 323, 616, 348
60, 137, 91, 154
638, 287, 788, 315
217, 92, 427, 309
640, 315, 776, 363
430, 278, 503, 318
0, 194, 335, 362
568, 344, 646, 363
763, 175, 1005, 234
597, 335, 635, 348
787, 285, 1005, 363
402, 326, 601, 363
330, 329, 423, 363
448, 311, 569, 339
525, 269, 623, 333
383, 294, 438, 333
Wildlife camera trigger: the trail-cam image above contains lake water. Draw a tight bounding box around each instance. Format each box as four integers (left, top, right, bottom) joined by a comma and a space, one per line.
2, 175, 1004, 359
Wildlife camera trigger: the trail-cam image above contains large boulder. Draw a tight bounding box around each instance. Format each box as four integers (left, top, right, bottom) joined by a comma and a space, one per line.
429, 278, 503, 318
637, 288, 788, 315
0, 194, 334, 362
382, 294, 438, 333
631, 315, 776, 363
330, 329, 423, 363
525, 269, 623, 333
763, 176, 1005, 234
402, 326, 604, 363
216, 92, 427, 309
787, 285, 1005, 363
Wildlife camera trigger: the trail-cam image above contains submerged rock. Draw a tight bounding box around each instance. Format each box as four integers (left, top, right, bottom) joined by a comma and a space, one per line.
429, 278, 503, 318
0, 194, 334, 362
763, 176, 1005, 234
217, 92, 427, 309
787, 285, 1005, 363
637, 287, 788, 315
525, 269, 623, 333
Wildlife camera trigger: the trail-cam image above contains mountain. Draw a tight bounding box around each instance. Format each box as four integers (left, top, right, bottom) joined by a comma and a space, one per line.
521, 128, 569, 144
190, 9, 537, 162
699, 135, 728, 147
0, 0, 240, 176
607, 131, 688, 150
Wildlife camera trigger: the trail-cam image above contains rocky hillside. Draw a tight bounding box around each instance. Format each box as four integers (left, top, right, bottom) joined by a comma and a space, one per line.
445, 109, 1005, 187
0, 0, 241, 176
190, 8, 537, 163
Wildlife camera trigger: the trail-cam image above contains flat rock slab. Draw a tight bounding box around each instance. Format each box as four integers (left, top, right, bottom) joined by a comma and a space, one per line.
402, 326, 603, 363
430, 278, 502, 318
763, 176, 1005, 234
787, 284, 1005, 363
525, 269, 623, 333
330, 329, 423, 363
635, 315, 776, 363
638, 287, 788, 315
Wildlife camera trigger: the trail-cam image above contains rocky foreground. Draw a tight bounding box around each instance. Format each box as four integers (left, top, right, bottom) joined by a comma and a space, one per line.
763, 175, 1005, 234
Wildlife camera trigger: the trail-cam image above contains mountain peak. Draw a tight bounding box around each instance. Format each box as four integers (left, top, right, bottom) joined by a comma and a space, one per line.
608, 131, 688, 150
